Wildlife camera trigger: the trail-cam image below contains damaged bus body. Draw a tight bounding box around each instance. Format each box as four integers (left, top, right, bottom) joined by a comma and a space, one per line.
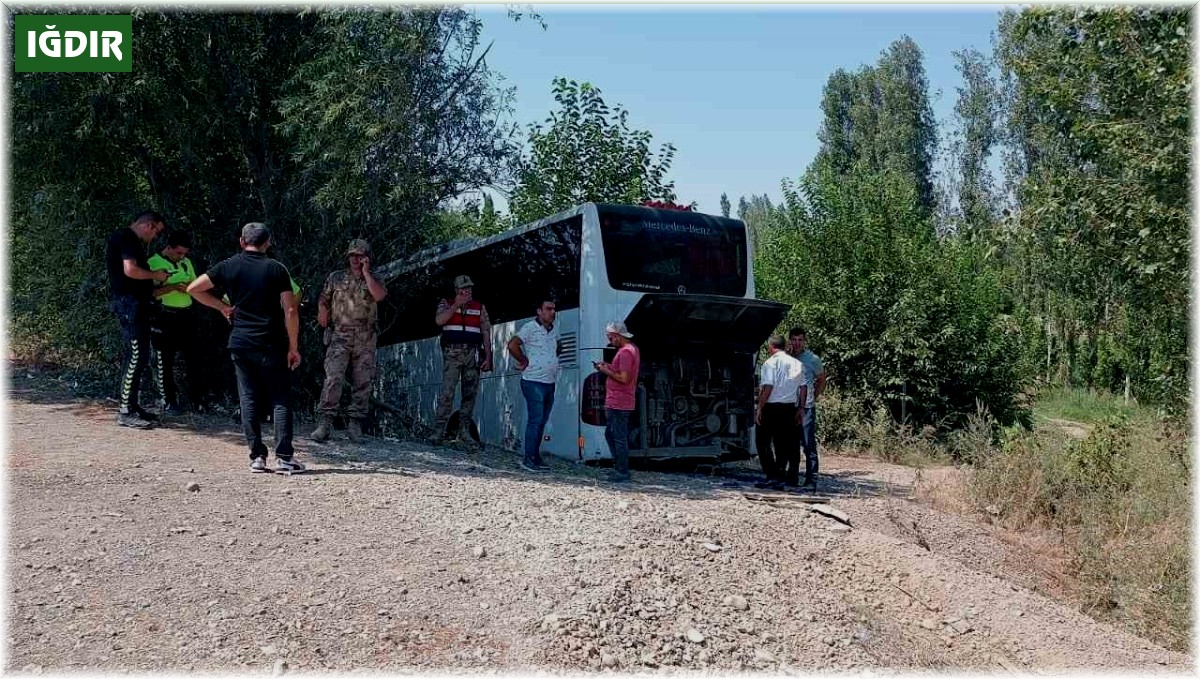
375, 203, 789, 463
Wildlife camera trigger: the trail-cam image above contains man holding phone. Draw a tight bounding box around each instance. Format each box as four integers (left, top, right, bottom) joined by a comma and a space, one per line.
311, 239, 387, 443
106, 210, 170, 429
594, 321, 640, 483
431, 275, 493, 450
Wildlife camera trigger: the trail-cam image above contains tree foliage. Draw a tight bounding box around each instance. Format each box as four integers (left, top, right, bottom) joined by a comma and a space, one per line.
10, 9, 517, 407
757, 38, 1023, 428
508, 78, 677, 224
813, 37, 938, 218
948, 48, 1000, 238
278, 7, 516, 254
994, 7, 1190, 410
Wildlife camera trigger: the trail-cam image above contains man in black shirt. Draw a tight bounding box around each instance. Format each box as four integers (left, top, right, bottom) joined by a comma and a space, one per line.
106, 210, 169, 429
187, 223, 304, 474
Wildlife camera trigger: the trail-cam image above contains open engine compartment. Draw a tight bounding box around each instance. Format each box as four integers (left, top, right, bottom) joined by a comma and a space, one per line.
632, 350, 756, 460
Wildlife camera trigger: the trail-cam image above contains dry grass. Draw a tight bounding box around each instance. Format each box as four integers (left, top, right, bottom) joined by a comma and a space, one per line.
825, 386, 1191, 654
970, 404, 1191, 652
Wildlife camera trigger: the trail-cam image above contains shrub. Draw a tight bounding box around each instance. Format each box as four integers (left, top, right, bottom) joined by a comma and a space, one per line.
970, 407, 1190, 651
816, 387, 869, 446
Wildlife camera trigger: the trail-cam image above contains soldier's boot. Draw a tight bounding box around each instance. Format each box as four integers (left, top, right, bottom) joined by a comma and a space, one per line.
311, 415, 333, 443
460, 420, 481, 453
347, 418, 363, 442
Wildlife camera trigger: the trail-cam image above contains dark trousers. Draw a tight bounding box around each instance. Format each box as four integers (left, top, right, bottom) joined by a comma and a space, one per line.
521, 379, 555, 465
605, 408, 632, 475
150, 306, 204, 407
799, 406, 819, 480
112, 296, 151, 415
231, 348, 294, 461
759, 402, 800, 485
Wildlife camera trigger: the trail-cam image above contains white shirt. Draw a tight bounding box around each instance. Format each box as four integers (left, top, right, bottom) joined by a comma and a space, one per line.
759, 351, 806, 404
516, 320, 560, 384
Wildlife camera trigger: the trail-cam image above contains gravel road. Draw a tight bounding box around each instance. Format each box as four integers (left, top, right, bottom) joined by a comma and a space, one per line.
6, 377, 1191, 674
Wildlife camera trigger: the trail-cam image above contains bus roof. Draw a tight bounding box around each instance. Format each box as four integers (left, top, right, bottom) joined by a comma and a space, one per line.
375, 203, 739, 281
376, 203, 590, 281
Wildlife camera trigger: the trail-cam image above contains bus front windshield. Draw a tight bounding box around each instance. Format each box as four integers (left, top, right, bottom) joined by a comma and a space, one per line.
598, 207, 748, 297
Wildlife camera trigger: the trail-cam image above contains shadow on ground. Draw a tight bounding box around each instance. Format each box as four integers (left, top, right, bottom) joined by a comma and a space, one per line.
9, 370, 911, 503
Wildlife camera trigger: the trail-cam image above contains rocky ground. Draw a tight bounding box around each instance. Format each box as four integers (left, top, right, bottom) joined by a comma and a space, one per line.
5, 373, 1192, 674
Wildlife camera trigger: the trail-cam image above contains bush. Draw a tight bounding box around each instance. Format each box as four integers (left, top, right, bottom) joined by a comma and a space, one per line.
945, 401, 997, 465
971, 408, 1190, 651
853, 405, 944, 467
816, 387, 869, 446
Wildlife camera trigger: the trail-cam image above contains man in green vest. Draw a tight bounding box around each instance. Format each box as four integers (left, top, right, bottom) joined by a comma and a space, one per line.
149, 231, 203, 415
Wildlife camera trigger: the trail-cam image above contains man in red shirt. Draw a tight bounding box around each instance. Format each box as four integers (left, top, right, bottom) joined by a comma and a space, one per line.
594, 321, 640, 483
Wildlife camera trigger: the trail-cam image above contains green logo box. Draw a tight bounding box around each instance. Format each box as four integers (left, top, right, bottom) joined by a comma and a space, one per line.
15, 15, 133, 73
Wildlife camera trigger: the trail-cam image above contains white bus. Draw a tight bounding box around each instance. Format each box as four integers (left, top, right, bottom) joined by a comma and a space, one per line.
374, 202, 789, 463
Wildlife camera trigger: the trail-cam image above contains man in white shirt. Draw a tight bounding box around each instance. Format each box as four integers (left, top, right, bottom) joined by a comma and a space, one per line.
507, 299, 560, 472
754, 335, 807, 490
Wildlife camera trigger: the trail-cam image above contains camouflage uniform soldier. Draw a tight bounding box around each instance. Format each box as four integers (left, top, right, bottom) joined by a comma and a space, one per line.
431, 275, 493, 450
312, 239, 388, 442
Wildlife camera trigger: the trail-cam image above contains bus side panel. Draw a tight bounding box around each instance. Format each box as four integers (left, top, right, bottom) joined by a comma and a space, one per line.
543, 307, 581, 460
377, 336, 444, 428
579, 205, 611, 462
378, 308, 581, 458
472, 317, 518, 451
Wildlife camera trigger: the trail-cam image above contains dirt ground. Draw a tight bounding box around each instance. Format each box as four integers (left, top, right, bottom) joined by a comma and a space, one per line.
5, 372, 1192, 674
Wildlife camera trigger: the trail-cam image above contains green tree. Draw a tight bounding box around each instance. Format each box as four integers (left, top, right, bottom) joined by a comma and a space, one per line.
811, 37, 938, 218
10, 8, 521, 409
949, 48, 1000, 238
719, 192, 731, 218
508, 78, 677, 223
278, 7, 517, 257
757, 38, 1022, 428
478, 194, 501, 234
996, 7, 1190, 409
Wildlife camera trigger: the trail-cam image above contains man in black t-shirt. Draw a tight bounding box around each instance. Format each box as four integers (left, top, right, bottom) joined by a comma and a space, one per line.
187, 223, 304, 474
106, 210, 169, 429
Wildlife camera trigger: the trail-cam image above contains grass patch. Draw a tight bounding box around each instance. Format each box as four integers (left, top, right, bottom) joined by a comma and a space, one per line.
1032, 385, 1144, 425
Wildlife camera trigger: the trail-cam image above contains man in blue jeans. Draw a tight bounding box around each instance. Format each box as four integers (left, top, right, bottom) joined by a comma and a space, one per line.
789, 326, 826, 489
594, 321, 640, 483
507, 299, 560, 472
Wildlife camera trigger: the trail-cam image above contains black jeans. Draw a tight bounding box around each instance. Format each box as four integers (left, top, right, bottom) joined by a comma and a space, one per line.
112, 296, 151, 415
150, 306, 204, 407
605, 408, 632, 475
760, 402, 800, 485
231, 348, 294, 461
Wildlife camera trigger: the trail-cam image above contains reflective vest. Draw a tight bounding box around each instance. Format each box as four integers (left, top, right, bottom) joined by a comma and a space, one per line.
148, 254, 196, 309
441, 299, 484, 346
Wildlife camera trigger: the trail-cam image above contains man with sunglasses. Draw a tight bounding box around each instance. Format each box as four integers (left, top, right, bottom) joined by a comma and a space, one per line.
312, 239, 388, 443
